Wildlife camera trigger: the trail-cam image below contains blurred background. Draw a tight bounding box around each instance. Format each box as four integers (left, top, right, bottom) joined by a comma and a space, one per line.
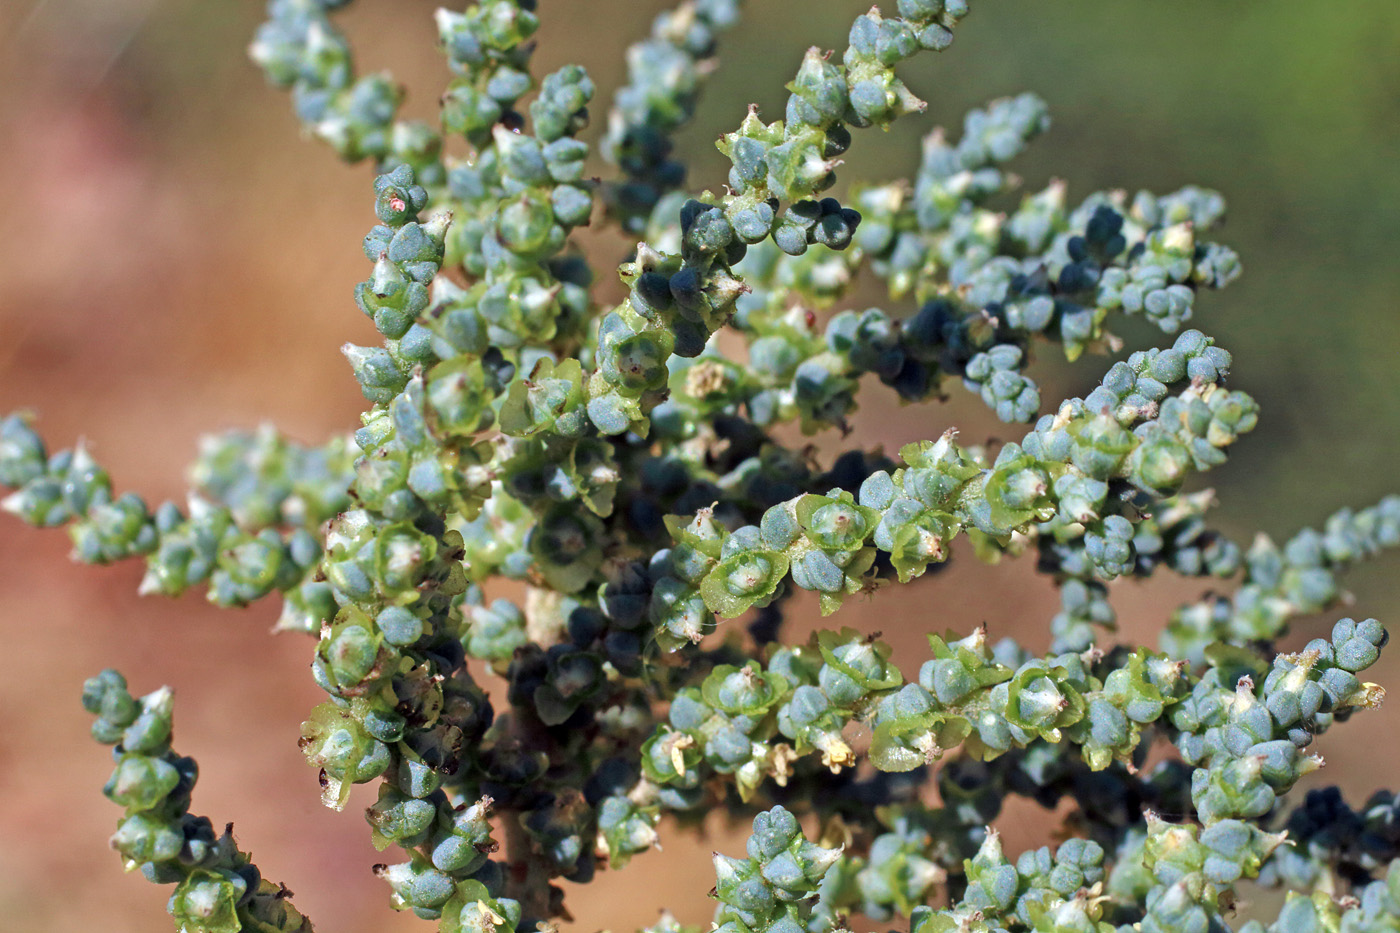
1, 1, 1398, 931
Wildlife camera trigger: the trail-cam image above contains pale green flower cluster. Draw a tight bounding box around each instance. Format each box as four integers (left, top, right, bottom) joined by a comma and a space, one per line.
2, 3, 1394, 933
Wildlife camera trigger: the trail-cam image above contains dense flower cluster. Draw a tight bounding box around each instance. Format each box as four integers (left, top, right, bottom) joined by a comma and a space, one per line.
81, 671, 313, 933
3, 2, 1395, 933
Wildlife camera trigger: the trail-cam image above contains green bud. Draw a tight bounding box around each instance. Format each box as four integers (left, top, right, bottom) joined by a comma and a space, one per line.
169, 869, 246, 933
122, 687, 174, 754
300, 703, 391, 809
104, 754, 181, 813
111, 811, 185, 863
342, 344, 408, 404
439, 880, 521, 933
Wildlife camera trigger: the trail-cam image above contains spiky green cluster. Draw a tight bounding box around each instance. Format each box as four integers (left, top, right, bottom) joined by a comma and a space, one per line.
646, 328, 1255, 649
0, 415, 350, 625
1, 3, 1393, 933
1165, 497, 1400, 664
81, 671, 313, 933
712, 806, 844, 933
637, 621, 1384, 802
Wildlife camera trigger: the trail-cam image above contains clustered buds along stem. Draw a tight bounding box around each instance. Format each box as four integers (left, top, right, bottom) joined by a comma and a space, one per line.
1, 2, 1394, 933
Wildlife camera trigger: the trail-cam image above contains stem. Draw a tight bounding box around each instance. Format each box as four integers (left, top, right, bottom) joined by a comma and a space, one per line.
502, 810, 555, 925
